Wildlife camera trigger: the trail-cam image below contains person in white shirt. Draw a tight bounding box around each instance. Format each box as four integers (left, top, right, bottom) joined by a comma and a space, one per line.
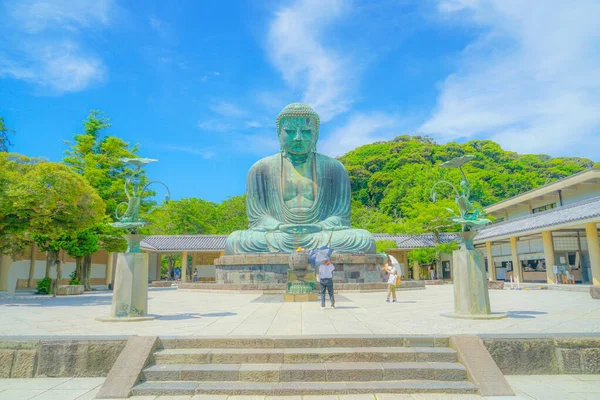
318, 259, 335, 309
382, 261, 398, 303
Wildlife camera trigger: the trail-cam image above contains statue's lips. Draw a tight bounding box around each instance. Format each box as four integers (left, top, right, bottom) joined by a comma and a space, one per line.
291, 141, 310, 148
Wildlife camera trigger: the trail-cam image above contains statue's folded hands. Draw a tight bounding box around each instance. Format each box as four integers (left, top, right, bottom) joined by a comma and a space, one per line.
279, 224, 322, 234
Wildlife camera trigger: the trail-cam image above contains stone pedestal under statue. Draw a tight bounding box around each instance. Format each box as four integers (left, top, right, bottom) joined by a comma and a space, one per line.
442, 248, 507, 320
97, 236, 155, 322
214, 253, 387, 285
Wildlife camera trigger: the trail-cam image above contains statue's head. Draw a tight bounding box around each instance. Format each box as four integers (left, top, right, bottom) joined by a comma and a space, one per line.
276, 103, 320, 155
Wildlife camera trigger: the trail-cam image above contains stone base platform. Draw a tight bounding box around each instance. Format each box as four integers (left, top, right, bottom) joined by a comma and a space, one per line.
56, 284, 84, 295
214, 253, 387, 284
151, 281, 173, 288
95, 315, 156, 322
284, 293, 319, 302
424, 279, 444, 285
441, 312, 508, 320
177, 280, 425, 293
488, 280, 505, 290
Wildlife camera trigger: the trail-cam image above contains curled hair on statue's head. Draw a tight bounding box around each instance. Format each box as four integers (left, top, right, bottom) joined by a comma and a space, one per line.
276, 103, 320, 155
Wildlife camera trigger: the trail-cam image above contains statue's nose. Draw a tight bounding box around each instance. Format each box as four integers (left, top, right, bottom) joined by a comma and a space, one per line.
294, 127, 303, 140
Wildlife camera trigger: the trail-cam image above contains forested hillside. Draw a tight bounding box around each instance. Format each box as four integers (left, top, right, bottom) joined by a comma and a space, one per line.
342, 135, 596, 223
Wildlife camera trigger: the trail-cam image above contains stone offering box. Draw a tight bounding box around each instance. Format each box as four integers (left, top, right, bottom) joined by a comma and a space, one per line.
214, 253, 388, 284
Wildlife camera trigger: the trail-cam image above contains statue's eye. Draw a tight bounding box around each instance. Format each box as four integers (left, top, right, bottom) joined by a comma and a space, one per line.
302, 130, 311, 135
285, 129, 294, 135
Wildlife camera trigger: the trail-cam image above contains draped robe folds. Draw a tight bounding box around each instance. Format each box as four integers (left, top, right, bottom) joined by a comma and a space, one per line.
224, 153, 376, 254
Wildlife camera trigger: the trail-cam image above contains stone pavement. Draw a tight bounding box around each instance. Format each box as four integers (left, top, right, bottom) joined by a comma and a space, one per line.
0, 377, 102, 400
1, 375, 600, 399
2, 285, 600, 336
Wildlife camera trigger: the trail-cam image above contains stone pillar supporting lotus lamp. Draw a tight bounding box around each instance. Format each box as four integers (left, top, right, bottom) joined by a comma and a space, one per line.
431, 155, 507, 320
97, 157, 170, 322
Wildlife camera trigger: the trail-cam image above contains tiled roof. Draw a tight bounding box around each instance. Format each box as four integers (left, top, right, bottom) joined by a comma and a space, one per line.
140, 235, 228, 252
373, 233, 459, 249
475, 196, 600, 242
140, 232, 460, 252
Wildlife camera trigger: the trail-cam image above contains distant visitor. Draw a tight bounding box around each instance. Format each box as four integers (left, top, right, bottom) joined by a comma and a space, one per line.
225, 103, 376, 254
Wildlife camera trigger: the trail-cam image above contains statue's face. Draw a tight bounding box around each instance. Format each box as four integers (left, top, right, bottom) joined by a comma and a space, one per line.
278, 117, 317, 155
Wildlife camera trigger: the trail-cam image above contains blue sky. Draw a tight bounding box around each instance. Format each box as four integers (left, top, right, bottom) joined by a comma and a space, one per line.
1, 0, 599, 203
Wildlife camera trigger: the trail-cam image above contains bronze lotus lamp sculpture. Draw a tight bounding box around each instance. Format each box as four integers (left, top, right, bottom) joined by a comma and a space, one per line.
98, 157, 170, 321
432, 155, 506, 319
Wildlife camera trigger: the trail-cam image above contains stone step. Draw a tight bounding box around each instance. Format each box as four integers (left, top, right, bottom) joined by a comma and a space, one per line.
154, 347, 457, 364
132, 380, 478, 396
160, 335, 449, 349
143, 362, 467, 382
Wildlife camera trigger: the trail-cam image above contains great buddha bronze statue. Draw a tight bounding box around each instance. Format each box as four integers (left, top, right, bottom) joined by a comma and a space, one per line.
224, 103, 376, 254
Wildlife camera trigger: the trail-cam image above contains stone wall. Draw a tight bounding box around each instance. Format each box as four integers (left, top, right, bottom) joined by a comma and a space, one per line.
0, 338, 127, 378
482, 335, 600, 374
216, 264, 289, 284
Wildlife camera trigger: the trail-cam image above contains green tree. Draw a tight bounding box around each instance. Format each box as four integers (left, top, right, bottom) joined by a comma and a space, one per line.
63, 110, 148, 219
61, 229, 99, 291
1, 156, 105, 292
350, 200, 399, 233
0, 154, 39, 255
142, 198, 218, 235
60, 222, 126, 290
214, 196, 248, 233
0, 117, 15, 152
375, 240, 397, 254
62, 111, 148, 274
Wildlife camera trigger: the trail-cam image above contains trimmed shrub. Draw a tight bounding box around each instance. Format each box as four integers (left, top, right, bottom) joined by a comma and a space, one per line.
36, 277, 52, 295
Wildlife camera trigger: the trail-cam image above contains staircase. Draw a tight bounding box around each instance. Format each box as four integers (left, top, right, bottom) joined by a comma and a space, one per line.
132, 336, 477, 396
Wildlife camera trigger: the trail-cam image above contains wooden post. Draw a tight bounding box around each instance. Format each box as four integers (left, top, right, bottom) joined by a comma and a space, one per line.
510, 236, 522, 283
181, 251, 188, 283
156, 253, 162, 281
105, 252, 114, 286
0, 254, 13, 291
542, 231, 556, 284
28, 244, 37, 288
586, 223, 600, 286
412, 260, 420, 280
485, 241, 496, 281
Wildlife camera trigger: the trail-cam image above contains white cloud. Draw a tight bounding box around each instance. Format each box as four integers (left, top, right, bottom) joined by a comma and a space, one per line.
0, 42, 105, 93
320, 113, 403, 157
421, 0, 600, 158
245, 121, 263, 128
166, 145, 216, 160
0, 0, 112, 94
9, 0, 112, 33
196, 119, 232, 132
209, 101, 246, 118
267, 0, 352, 122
